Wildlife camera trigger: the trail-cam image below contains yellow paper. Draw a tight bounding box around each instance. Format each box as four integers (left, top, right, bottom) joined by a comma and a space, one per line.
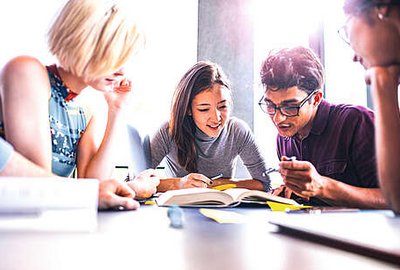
199, 208, 246, 224
212, 184, 237, 191
144, 200, 156, 205
267, 201, 313, 212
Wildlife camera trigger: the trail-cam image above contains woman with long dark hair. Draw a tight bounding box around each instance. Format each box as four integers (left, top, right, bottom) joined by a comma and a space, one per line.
150, 61, 271, 191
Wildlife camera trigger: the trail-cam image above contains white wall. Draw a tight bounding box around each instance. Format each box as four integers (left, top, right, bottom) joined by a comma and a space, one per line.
0, 0, 65, 67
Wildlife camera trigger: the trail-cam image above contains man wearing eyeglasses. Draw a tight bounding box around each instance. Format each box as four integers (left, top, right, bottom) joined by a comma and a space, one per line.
258, 46, 387, 208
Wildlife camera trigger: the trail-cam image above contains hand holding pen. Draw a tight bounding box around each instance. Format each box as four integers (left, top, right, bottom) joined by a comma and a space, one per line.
278, 156, 328, 200
262, 156, 296, 177
269, 156, 299, 199
179, 173, 222, 189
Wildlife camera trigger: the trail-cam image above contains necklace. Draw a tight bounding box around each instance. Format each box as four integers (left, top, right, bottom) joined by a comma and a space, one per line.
53, 65, 78, 102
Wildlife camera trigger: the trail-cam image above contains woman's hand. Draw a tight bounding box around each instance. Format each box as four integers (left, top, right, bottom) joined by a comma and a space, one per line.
127, 169, 160, 200
365, 65, 400, 97
104, 78, 133, 111
179, 173, 211, 189
98, 179, 140, 210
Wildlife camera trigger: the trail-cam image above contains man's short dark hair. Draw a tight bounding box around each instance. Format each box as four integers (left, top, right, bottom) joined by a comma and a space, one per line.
260, 46, 324, 94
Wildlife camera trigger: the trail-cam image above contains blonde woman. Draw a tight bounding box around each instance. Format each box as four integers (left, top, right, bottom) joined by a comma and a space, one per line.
0, 0, 159, 198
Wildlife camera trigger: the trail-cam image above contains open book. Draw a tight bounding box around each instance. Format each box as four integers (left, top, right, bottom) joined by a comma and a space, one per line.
155, 188, 299, 207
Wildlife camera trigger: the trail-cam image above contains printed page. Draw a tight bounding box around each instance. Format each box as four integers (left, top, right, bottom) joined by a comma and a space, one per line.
224, 188, 299, 206
156, 188, 234, 206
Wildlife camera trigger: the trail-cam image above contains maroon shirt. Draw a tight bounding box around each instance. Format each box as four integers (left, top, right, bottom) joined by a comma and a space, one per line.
277, 100, 378, 206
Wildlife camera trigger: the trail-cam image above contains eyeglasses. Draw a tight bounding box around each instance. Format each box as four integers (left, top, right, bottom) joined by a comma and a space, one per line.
258, 90, 317, 117
337, 25, 350, 45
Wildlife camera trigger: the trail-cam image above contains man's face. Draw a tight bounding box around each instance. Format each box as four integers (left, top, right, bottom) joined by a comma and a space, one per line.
262, 86, 319, 138
346, 10, 400, 68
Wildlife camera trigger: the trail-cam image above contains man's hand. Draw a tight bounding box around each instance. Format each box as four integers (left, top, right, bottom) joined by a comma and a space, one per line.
279, 156, 327, 199
98, 179, 139, 210
272, 184, 294, 198
128, 169, 160, 200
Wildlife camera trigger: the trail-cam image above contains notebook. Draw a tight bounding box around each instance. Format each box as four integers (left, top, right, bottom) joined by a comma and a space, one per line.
0, 177, 99, 232
269, 210, 400, 264
127, 125, 151, 178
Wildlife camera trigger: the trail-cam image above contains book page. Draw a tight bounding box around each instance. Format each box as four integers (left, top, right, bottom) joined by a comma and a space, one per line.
156, 188, 299, 207
222, 188, 252, 201
156, 188, 235, 206
223, 188, 299, 206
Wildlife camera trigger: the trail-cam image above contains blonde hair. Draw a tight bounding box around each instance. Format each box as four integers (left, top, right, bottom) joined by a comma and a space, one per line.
48, 0, 144, 81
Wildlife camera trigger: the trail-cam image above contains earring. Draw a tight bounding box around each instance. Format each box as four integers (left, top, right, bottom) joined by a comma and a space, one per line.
353, 55, 363, 63
378, 13, 385, 20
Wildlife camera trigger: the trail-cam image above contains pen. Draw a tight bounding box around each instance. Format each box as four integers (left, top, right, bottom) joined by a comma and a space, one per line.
211, 174, 223, 181
262, 167, 278, 177
202, 174, 223, 186
286, 208, 360, 214
263, 157, 297, 177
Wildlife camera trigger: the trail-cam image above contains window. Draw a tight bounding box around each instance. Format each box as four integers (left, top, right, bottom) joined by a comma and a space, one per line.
252, 0, 368, 167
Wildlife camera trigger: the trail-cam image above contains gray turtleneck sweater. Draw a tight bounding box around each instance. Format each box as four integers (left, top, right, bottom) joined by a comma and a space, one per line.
149, 117, 270, 191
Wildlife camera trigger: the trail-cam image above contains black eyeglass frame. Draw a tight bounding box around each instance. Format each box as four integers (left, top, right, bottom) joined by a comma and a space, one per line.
258, 90, 318, 117
338, 1, 400, 46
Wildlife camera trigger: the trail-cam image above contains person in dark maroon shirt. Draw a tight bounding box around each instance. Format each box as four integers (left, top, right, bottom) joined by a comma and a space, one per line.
258, 46, 388, 208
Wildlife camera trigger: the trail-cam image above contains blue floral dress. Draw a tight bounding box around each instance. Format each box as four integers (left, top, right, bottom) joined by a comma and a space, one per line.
47, 65, 88, 177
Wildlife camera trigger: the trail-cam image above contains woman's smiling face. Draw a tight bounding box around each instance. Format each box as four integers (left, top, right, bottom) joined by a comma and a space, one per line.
190, 84, 232, 138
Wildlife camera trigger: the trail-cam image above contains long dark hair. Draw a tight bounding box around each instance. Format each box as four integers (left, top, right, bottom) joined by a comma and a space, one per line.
169, 61, 231, 172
